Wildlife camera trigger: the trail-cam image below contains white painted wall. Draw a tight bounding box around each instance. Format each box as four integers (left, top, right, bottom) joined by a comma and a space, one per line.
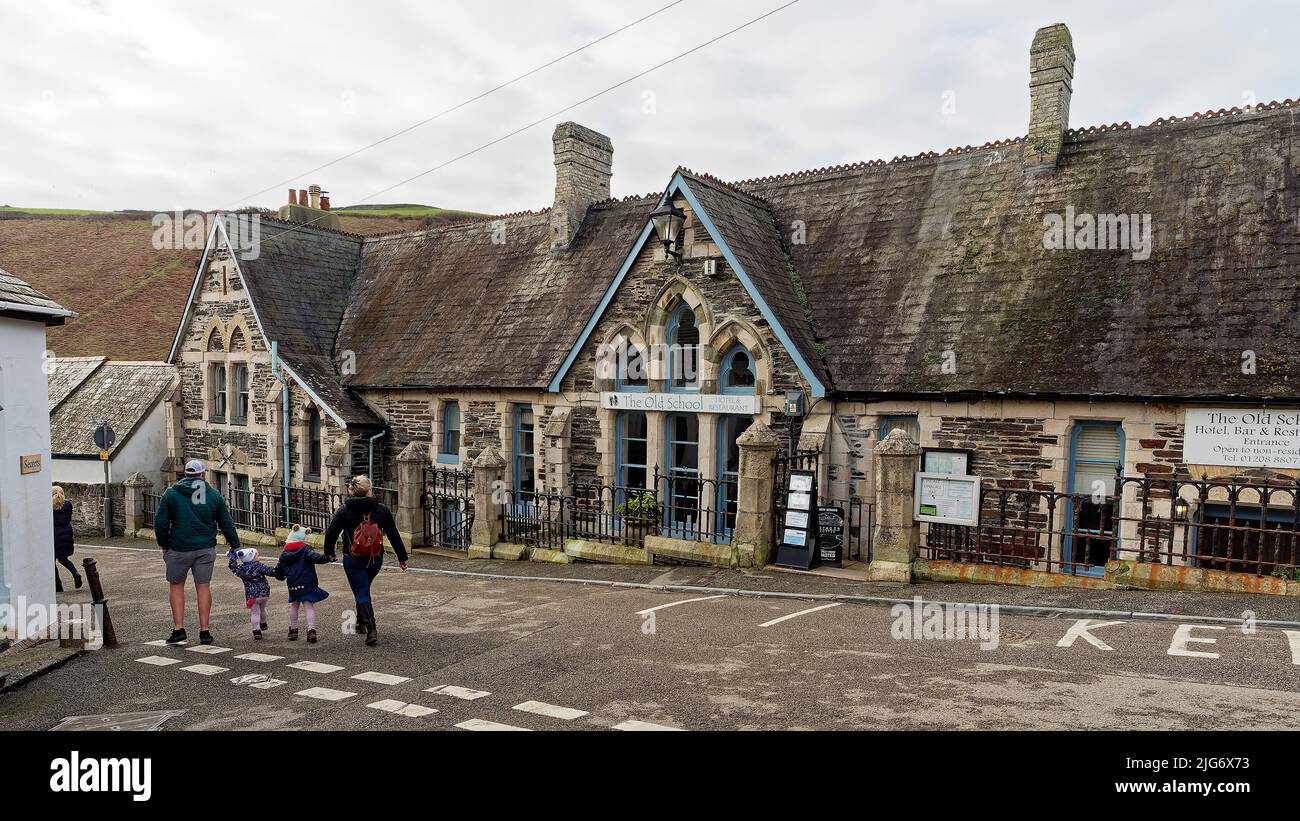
0, 316, 56, 639
51, 397, 169, 487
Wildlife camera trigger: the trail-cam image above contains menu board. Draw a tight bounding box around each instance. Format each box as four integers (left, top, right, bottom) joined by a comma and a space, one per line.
775, 469, 818, 570
913, 472, 980, 526
922, 448, 969, 475
817, 506, 845, 567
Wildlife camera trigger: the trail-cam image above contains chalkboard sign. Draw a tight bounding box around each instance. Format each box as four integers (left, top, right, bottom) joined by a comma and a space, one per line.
775, 469, 818, 570
817, 506, 845, 567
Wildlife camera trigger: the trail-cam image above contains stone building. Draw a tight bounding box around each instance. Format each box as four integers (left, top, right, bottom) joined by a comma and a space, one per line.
165, 24, 1300, 583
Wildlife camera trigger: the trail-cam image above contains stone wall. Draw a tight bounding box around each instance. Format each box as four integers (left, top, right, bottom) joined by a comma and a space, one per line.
60, 482, 126, 537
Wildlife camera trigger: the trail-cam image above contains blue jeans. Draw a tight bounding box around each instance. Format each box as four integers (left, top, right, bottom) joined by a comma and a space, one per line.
342, 552, 383, 605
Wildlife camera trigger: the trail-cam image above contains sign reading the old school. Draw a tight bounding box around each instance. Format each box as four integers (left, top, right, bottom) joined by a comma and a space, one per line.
914, 472, 980, 527
1184, 408, 1300, 469
600, 392, 760, 415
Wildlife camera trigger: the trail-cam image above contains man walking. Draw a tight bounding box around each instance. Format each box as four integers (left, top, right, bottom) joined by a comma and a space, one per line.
154, 459, 241, 645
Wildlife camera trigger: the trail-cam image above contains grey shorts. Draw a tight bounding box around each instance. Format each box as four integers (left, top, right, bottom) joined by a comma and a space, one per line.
163, 548, 216, 584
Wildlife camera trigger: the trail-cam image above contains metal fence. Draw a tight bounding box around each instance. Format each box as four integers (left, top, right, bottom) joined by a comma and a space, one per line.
144, 491, 161, 525
422, 466, 474, 551
847, 496, 874, 562
227, 488, 285, 535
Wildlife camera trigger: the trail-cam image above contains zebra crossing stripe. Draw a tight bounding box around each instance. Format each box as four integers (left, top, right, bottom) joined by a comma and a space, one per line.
287, 661, 345, 674
180, 664, 229, 676
235, 652, 284, 662
351, 671, 410, 686
136, 655, 182, 666
185, 644, 232, 654
512, 701, 588, 721
424, 685, 491, 700
455, 719, 531, 731
295, 687, 356, 702
366, 699, 438, 717
612, 719, 684, 731
145, 639, 186, 647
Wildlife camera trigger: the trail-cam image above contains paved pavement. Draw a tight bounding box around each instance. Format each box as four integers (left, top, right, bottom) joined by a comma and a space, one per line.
3, 540, 1300, 731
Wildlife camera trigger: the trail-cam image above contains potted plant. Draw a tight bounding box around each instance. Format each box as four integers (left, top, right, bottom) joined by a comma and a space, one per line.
616, 491, 661, 546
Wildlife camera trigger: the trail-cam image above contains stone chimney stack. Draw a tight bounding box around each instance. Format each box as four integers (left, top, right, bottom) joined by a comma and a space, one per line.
1023, 23, 1075, 171
550, 122, 612, 249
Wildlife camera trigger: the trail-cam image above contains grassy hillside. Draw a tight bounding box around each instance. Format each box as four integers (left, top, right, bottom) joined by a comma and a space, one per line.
334, 203, 486, 219
0, 205, 115, 216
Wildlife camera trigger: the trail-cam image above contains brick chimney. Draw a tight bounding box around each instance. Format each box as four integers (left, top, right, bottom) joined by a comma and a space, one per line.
550, 122, 612, 250
1023, 23, 1074, 171
278, 182, 341, 230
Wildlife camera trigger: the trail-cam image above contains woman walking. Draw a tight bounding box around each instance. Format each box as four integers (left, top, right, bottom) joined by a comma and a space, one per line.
52, 486, 82, 593
323, 476, 407, 645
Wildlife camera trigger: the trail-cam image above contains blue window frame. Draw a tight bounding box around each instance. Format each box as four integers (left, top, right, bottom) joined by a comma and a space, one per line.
513, 405, 536, 496
615, 411, 649, 490
720, 345, 756, 394
616, 342, 648, 391
879, 414, 919, 441
668, 304, 701, 392
1064, 421, 1124, 576
663, 413, 700, 537
715, 414, 753, 541
438, 401, 461, 464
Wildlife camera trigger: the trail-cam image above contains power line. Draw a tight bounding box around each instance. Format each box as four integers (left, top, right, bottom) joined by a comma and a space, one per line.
230, 0, 686, 208
256, 0, 801, 245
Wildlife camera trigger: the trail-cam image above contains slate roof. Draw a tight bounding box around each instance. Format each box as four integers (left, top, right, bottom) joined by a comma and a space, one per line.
337, 198, 656, 389
738, 102, 1300, 398
48, 360, 176, 456
47, 356, 105, 411
0, 266, 73, 323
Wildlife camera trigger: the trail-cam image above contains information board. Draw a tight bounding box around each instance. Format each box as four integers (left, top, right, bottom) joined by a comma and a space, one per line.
775, 469, 818, 570
913, 472, 980, 526
817, 505, 845, 567
1183, 408, 1300, 469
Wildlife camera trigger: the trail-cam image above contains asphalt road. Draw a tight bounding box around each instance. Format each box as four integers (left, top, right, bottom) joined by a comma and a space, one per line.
4, 543, 1300, 731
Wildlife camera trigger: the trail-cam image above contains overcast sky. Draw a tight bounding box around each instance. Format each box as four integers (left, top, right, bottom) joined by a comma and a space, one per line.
1, 0, 1296, 214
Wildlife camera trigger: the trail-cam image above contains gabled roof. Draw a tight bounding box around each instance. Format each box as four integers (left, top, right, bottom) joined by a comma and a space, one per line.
48, 359, 176, 457
337, 198, 656, 389
47, 356, 105, 411
0, 266, 74, 324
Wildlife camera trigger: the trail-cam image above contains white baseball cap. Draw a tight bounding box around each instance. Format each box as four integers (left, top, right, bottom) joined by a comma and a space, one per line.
184, 459, 207, 476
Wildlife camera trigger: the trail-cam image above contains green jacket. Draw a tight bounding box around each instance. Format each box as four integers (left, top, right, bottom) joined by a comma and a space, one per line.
154, 478, 241, 553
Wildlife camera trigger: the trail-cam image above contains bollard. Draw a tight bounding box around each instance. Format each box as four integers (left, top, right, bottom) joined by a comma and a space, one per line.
80, 557, 118, 648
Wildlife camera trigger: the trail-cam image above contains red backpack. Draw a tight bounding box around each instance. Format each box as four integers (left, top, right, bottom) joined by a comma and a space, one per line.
350, 513, 384, 563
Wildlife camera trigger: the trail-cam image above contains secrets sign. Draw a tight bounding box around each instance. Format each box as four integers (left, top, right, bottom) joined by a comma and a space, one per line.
1184, 408, 1300, 469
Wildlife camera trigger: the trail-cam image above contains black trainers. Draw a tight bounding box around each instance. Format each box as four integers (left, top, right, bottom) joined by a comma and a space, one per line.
306, 629, 318, 644
288, 627, 299, 641
260, 621, 268, 631
252, 629, 263, 640
165, 628, 187, 645
199, 630, 213, 645
73, 573, 83, 590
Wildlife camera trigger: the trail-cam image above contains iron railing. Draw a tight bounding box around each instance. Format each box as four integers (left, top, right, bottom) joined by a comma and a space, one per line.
422, 466, 474, 550
847, 496, 874, 562
144, 491, 162, 525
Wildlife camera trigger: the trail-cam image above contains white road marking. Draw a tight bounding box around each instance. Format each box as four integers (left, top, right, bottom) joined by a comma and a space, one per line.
145, 639, 186, 647
635, 595, 727, 616
1168, 624, 1226, 659
1284, 630, 1300, 665
425, 685, 491, 700
231, 674, 287, 689
136, 655, 182, 666
295, 687, 357, 701
1056, 619, 1126, 651
351, 671, 411, 686
455, 719, 531, 731
185, 644, 232, 654
758, 602, 842, 628
287, 661, 345, 674
235, 652, 285, 662
180, 663, 229, 676
613, 719, 685, 731
367, 699, 438, 718
512, 701, 589, 721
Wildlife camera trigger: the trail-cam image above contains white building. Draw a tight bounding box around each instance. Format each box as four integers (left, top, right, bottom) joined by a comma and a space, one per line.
0, 268, 74, 640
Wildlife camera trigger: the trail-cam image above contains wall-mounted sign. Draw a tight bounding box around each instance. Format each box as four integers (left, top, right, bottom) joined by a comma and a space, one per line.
600, 392, 759, 415
914, 472, 980, 526
19, 454, 42, 475
817, 505, 845, 568
922, 448, 970, 475
1184, 408, 1300, 469
776, 469, 818, 570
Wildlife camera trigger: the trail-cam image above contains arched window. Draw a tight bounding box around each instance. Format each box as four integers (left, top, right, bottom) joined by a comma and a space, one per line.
617, 342, 648, 390
720, 346, 756, 393
307, 409, 322, 480
440, 401, 461, 460
668, 304, 700, 391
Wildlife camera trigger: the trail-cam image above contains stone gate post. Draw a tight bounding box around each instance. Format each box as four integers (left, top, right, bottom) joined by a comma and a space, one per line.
733, 421, 781, 568
469, 445, 506, 559
395, 441, 427, 550
123, 472, 154, 536
868, 428, 921, 583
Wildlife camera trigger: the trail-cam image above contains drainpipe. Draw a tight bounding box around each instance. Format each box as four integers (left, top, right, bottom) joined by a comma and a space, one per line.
368, 430, 387, 480
271, 341, 291, 528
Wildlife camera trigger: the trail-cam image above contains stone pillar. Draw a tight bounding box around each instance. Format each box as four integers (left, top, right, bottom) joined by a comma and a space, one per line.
469, 444, 506, 559
123, 472, 154, 536
396, 441, 427, 549
732, 421, 781, 568
868, 428, 921, 583
542, 406, 572, 493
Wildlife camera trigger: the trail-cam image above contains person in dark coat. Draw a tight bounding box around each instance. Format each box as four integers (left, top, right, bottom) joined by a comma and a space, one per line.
323, 476, 407, 646
273, 526, 331, 643
51, 486, 81, 593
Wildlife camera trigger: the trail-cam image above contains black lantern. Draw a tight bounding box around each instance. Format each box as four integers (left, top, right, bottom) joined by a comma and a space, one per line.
1174, 497, 1190, 521
649, 197, 685, 263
